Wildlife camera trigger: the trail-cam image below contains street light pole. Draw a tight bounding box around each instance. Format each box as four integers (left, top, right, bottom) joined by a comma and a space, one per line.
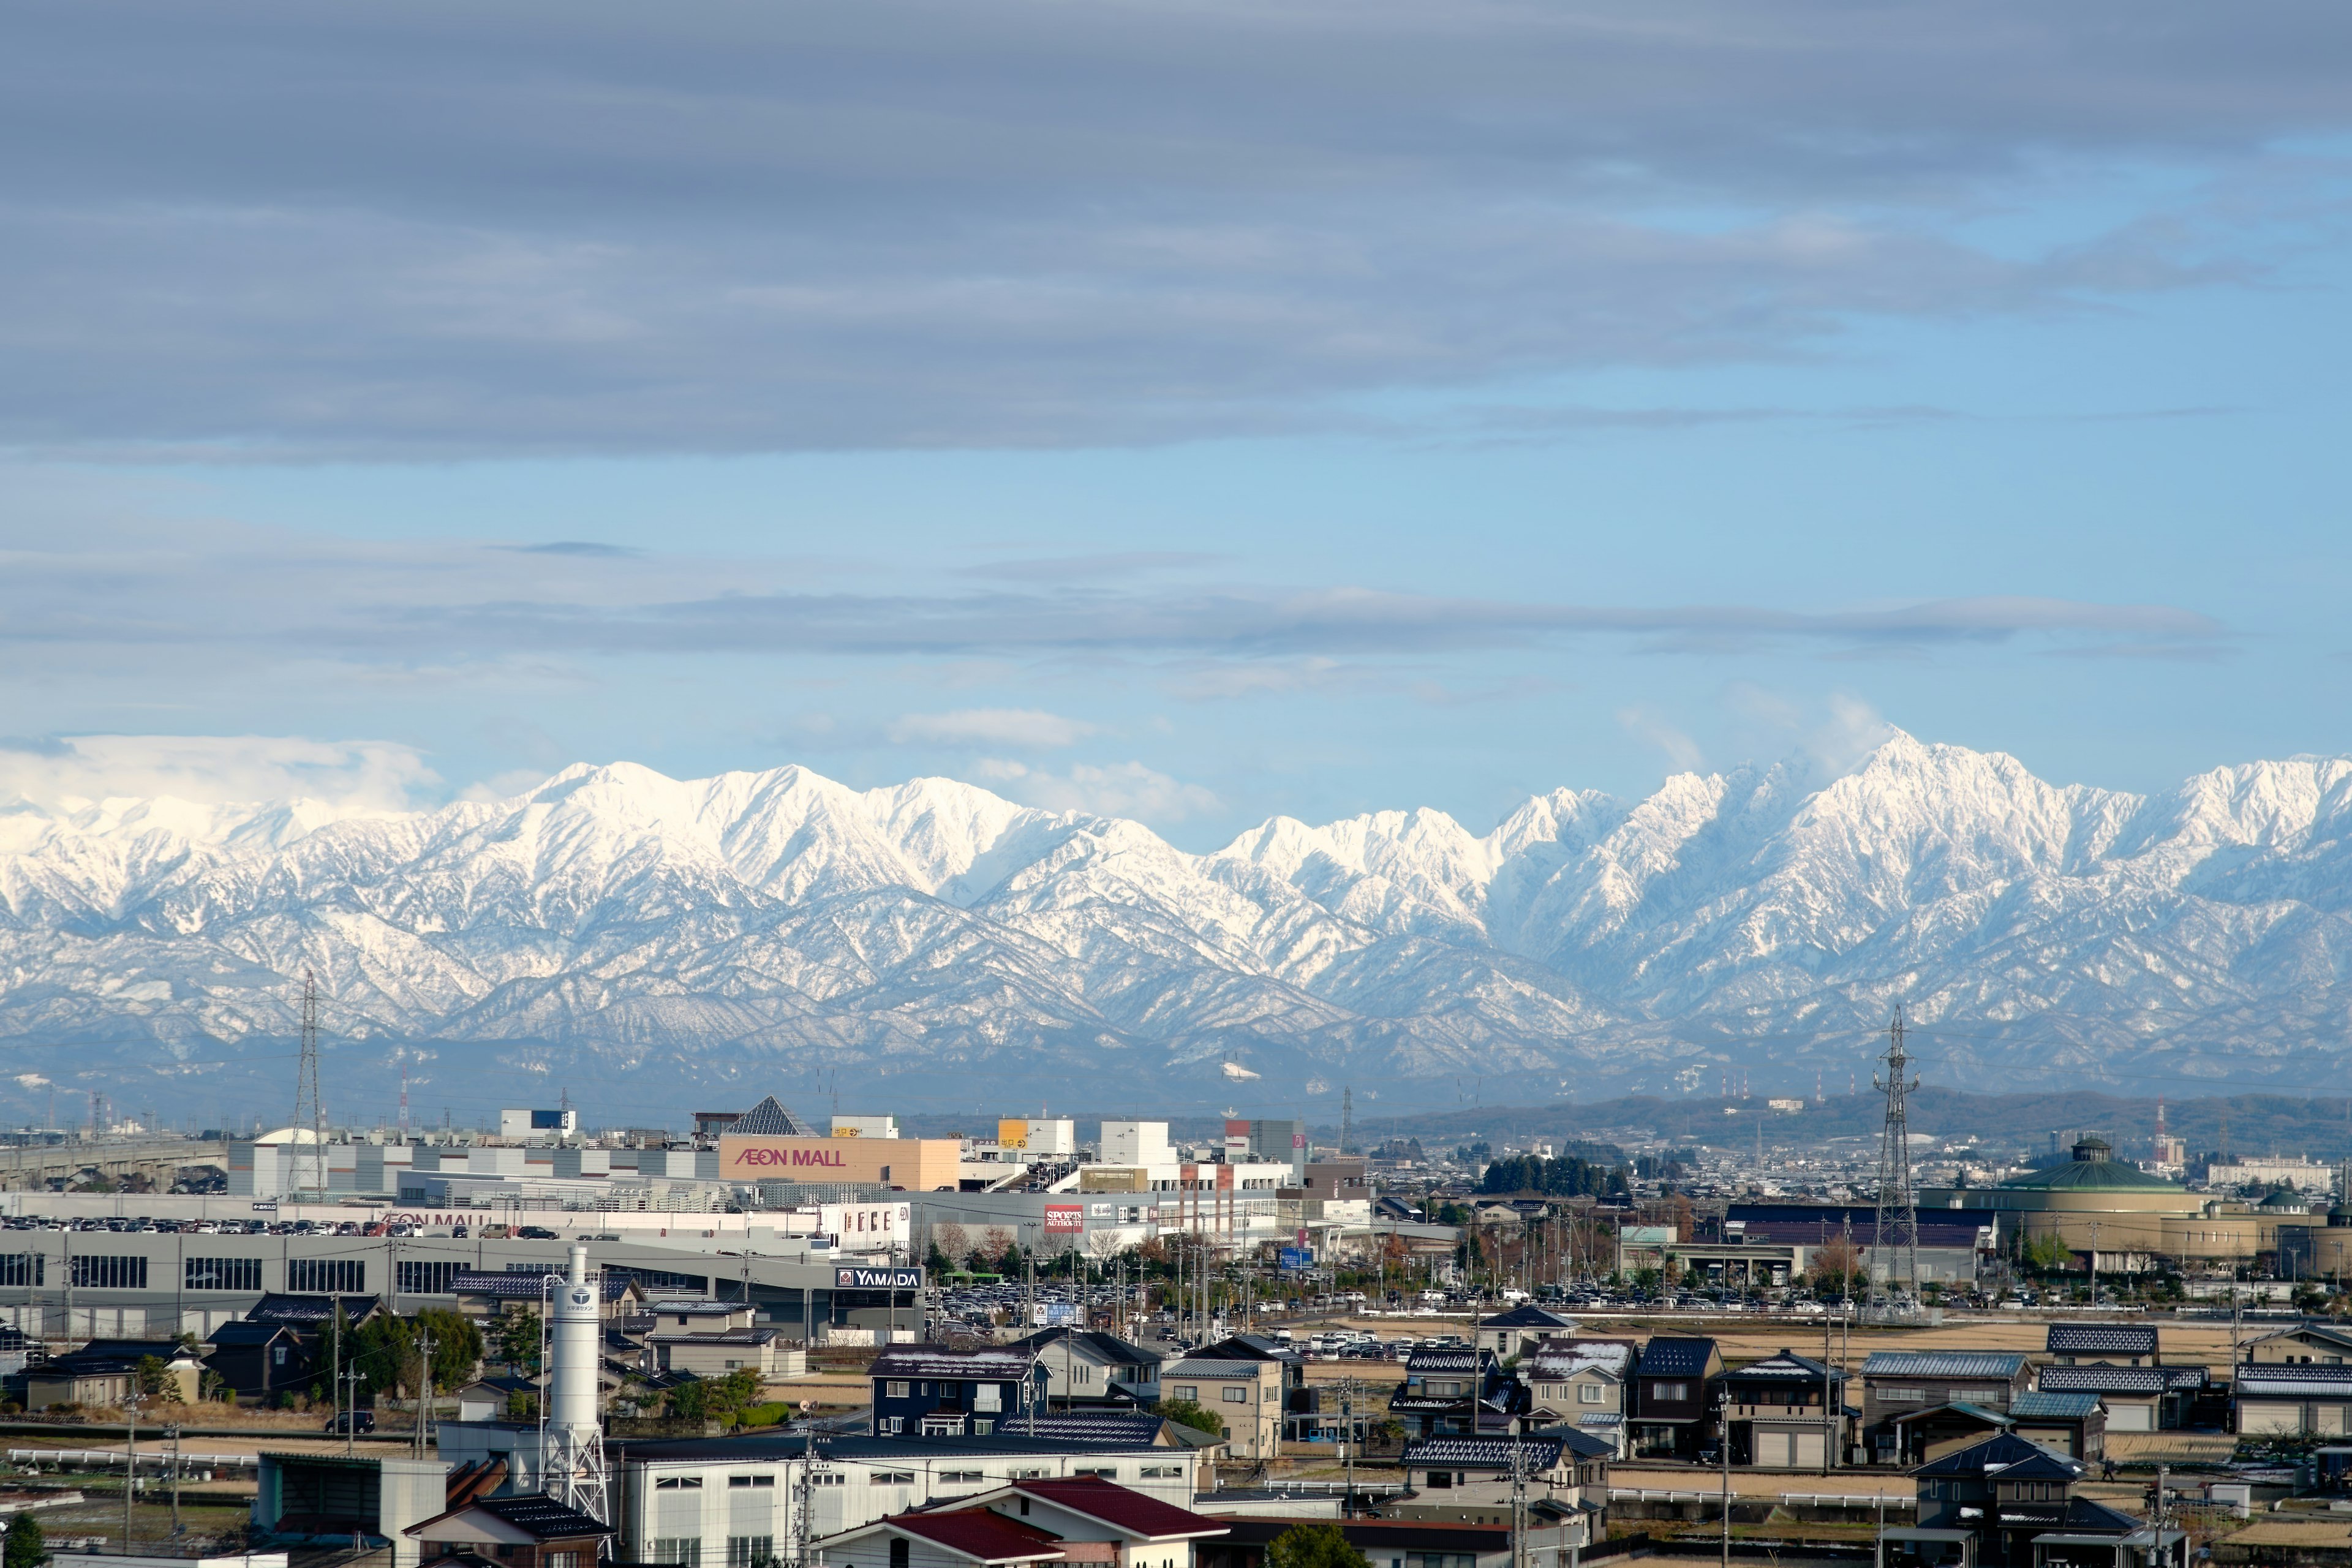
1718, 1386, 1731, 1568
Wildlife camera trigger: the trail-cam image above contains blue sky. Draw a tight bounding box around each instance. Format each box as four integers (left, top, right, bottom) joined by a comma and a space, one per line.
6, 1, 2352, 847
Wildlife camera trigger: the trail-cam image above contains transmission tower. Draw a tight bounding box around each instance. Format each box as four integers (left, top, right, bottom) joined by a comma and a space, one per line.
295, 969, 327, 1200
1870, 1003, 1921, 1308
1340, 1086, 1354, 1157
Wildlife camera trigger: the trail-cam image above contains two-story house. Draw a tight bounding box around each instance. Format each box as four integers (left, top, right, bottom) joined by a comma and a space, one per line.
1878, 1431, 2182, 1568
1014, 1327, 1163, 1411
1629, 1337, 1723, 1461
1390, 1347, 1530, 1442
870, 1345, 1041, 1437
1393, 1431, 1612, 1553
1523, 1340, 1632, 1452
2233, 1362, 2352, 1436
1861, 1352, 2029, 1463
1161, 1354, 1284, 1460
1719, 1349, 1847, 1471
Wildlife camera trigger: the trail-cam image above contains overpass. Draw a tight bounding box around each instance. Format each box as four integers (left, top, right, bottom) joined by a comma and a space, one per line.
0, 1136, 228, 1193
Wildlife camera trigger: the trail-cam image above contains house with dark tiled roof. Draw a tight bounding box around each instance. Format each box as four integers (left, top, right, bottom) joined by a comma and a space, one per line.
1629, 1337, 1722, 1461
1875, 1431, 2183, 1568
1861, 1351, 2029, 1461
1719, 1349, 1849, 1470
1391, 1433, 1611, 1540
1474, 1305, 1581, 1360
447, 1270, 644, 1324
1390, 1346, 1528, 1443
2046, 1322, 2161, 1367
871, 1344, 1041, 1438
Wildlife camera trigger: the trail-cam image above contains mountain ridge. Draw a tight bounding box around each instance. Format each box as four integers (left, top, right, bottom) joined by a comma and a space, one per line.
5, 731, 2352, 1114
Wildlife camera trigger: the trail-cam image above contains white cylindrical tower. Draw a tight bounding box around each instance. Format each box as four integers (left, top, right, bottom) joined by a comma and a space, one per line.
552, 1243, 600, 1435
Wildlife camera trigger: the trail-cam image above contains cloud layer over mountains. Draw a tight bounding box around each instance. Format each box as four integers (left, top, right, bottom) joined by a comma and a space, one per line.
4, 731, 2351, 1111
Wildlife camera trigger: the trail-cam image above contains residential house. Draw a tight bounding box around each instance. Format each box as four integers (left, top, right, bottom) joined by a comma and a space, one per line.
1012, 1327, 1163, 1410
870, 1345, 1041, 1438
2231, 1363, 2352, 1436
1474, 1306, 1580, 1362
650, 1326, 806, 1379
1161, 1355, 1285, 1460
1629, 1337, 1722, 1461
1877, 1431, 2183, 1568
1719, 1349, 1848, 1470
1861, 1352, 2029, 1462
1890, 1403, 2019, 1466
25, 1339, 203, 1409
2008, 1392, 2106, 1463
2242, 1323, 2352, 1366
2034, 1366, 2203, 1433
456, 1374, 542, 1422
1393, 1431, 1611, 1549
205, 1319, 312, 1400
1389, 1348, 1525, 1442
408, 1493, 614, 1568
643, 1298, 763, 1335
1521, 1341, 1630, 1436
2046, 1325, 2160, 1368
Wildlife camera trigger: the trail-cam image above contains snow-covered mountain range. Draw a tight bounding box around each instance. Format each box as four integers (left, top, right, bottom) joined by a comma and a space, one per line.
6, 731, 2352, 1117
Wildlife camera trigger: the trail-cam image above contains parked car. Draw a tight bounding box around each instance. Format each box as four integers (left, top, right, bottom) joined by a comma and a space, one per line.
322, 1409, 376, 1434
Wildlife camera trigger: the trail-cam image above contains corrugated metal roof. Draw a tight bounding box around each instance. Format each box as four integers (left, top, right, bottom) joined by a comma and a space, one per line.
2234, 1365, 2352, 1396
1862, 1351, 2026, 1380
1162, 1359, 1263, 1379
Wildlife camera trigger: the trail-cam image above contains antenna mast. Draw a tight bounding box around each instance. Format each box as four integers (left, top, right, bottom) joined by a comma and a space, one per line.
1871, 1005, 1921, 1311
296, 970, 327, 1200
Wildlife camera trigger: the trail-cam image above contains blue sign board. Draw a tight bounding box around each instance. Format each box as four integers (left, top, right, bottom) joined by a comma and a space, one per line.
1278, 1247, 1314, 1270
835, 1267, 923, 1289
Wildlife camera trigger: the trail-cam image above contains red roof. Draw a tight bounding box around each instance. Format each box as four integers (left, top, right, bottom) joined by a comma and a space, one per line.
1010, 1478, 1229, 1541
890, 1512, 1068, 1563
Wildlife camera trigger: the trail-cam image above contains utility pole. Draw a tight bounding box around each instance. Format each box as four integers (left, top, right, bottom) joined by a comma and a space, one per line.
168, 1421, 181, 1537
1871, 1005, 1922, 1311
125, 1395, 138, 1551
1510, 1439, 1529, 1568
1822, 1310, 1836, 1476
413, 1327, 434, 1460
1717, 1384, 1732, 1568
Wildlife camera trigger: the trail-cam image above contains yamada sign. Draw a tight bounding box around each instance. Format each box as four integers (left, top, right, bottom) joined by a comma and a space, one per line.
837, 1267, 923, 1289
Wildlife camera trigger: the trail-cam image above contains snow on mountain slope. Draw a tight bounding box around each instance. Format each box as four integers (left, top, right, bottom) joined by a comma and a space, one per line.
3, 733, 2351, 1104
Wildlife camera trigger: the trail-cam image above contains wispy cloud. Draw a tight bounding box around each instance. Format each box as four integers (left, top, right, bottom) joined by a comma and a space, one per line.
973, 759, 1221, 823
0, 734, 437, 814
886, 708, 1097, 748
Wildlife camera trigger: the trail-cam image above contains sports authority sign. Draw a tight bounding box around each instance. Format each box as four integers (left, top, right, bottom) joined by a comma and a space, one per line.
720, 1134, 961, 1189
835, 1267, 923, 1289
1043, 1203, 1083, 1232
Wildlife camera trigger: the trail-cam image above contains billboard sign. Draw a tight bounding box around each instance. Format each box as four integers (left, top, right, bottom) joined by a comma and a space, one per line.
835, 1267, 923, 1289
1032, 1302, 1079, 1325
999, 1118, 1029, 1149
1043, 1204, 1084, 1233
1278, 1247, 1314, 1271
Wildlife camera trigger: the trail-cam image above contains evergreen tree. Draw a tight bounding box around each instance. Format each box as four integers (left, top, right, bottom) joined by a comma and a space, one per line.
5, 1511, 45, 1568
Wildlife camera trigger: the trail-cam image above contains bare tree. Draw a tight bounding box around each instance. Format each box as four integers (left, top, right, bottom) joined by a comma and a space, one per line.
933, 1220, 970, 1265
